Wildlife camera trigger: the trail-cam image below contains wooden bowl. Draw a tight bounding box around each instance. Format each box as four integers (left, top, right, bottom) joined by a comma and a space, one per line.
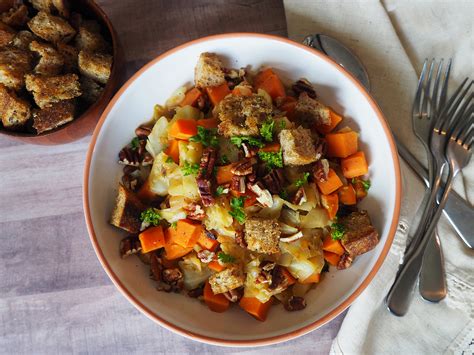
0, 0, 124, 145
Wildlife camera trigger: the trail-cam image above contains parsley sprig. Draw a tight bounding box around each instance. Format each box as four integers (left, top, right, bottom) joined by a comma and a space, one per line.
295, 172, 310, 188
260, 119, 275, 142
353, 178, 371, 191
130, 137, 140, 150
330, 222, 345, 240
230, 136, 264, 148
258, 150, 283, 169
182, 162, 200, 176
190, 126, 218, 147
140, 208, 162, 226
217, 252, 235, 264
229, 196, 246, 224
215, 185, 227, 197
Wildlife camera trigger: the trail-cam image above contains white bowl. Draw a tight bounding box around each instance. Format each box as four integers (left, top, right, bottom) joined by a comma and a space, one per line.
83, 33, 401, 346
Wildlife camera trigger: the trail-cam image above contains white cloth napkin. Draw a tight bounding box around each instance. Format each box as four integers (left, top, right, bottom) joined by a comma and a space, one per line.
283, 1, 473, 353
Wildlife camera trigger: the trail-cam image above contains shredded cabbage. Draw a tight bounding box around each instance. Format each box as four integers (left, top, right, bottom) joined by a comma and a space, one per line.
145, 116, 169, 157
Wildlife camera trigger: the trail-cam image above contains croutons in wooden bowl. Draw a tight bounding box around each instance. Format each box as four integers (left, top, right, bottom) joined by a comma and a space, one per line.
0, 0, 123, 145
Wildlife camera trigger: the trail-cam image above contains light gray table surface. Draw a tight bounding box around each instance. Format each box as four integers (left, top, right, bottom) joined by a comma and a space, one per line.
0, 1, 345, 353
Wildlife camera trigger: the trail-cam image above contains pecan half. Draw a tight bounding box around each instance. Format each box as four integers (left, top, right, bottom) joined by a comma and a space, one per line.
161, 268, 184, 293
223, 288, 242, 303
118, 139, 153, 167
314, 140, 327, 161
230, 175, 246, 193
197, 148, 217, 206
248, 182, 273, 207
337, 253, 354, 270
188, 285, 204, 298
292, 78, 317, 99
150, 253, 163, 282
121, 165, 141, 191
135, 124, 152, 138
242, 142, 258, 158
231, 158, 256, 176
235, 230, 247, 248
119, 235, 142, 258
285, 296, 307, 311
262, 169, 285, 194
197, 250, 215, 264
279, 231, 304, 243
184, 202, 206, 221
313, 159, 330, 183
292, 187, 307, 205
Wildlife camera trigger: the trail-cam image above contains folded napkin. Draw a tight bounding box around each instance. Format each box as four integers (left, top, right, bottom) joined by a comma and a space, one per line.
283, 0, 473, 353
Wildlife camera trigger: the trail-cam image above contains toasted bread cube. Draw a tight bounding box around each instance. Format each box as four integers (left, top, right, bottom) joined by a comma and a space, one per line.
0, 48, 32, 90
340, 210, 379, 257
0, 22, 15, 48
80, 76, 103, 103
25, 73, 81, 108
32, 100, 75, 133
279, 126, 318, 166
10, 30, 36, 50
216, 94, 272, 137
30, 0, 70, 18
295, 92, 331, 126
56, 42, 78, 71
0, 4, 29, 28
30, 40, 64, 75
110, 184, 146, 234
194, 52, 226, 88
0, 84, 31, 128
244, 217, 281, 254
27, 11, 76, 43
78, 50, 112, 84
75, 24, 108, 52
208, 265, 245, 294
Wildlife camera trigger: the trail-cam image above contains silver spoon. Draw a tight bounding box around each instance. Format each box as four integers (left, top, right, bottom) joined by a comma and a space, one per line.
303, 34, 447, 304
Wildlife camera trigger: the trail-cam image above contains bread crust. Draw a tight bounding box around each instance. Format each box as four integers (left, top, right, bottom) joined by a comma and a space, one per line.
244, 217, 281, 254
279, 126, 318, 166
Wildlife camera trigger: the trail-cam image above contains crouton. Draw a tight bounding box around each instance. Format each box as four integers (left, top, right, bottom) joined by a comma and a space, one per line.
32, 99, 75, 133
25, 73, 81, 108
56, 42, 77, 71
75, 24, 108, 52
0, 22, 15, 48
295, 92, 331, 126
208, 265, 245, 294
0, 4, 29, 28
110, 184, 146, 234
30, 40, 64, 75
216, 94, 272, 137
10, 30, 36, 50
194, 52, 226, 88
0, 84, 31, 128
80, 76, 103, 103
30, 0, 69, 18
340, 210, 379, 257
27, 11, 76, 43
78, 50, 111, 84
244, 217, 281, 254
279, 126, 318, 166
0, 48, 32, 90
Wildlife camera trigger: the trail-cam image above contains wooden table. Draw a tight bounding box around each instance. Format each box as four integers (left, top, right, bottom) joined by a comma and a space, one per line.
0, 1, 344, 352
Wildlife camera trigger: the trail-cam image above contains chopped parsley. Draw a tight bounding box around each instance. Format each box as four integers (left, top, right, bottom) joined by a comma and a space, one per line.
230, 136, 265, 148
295, 172, 310, 188
215, 185, 227, 197
130, 137, 140, 150
258, 150, 283, 169
220, 154, 230, 165
170, 222, 177, 229
330, 222, 345, 240
217, 252, 235, 264
140, 208, 162, 226
352, 178, 371, 191
229, 196, 246, 224
189, 126, 218, 147
166, 156, 174, 164
182, 162, 200, 176
260, 119, 275, 142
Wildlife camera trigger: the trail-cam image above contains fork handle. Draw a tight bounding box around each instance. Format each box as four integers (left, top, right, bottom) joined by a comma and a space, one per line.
395, 137, 474, 249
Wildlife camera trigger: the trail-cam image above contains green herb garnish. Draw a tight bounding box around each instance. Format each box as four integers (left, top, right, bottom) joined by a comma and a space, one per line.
229, 196, 246, 224
190, 126, 218, 147
330, 222, 345, 240
130, 137, 140, 150
140, 208, 162, 226
260, 119, 275, 142
170, 222, 177, 229
217, 252, 235, 264
166, 156, 175, 164
220, 154, 230, 165
182, 162, 200, 176
258, 150, 283, 169
295, 172, 310, 188
230, 136, 265, 148
279, 189, 288, 200
215, 185, 227, 197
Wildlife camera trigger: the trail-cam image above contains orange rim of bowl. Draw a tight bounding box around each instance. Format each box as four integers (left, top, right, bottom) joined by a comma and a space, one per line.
83, 33, 401, 347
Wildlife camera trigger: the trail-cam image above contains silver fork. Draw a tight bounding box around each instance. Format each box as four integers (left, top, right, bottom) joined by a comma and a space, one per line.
386, 79, 473, 316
